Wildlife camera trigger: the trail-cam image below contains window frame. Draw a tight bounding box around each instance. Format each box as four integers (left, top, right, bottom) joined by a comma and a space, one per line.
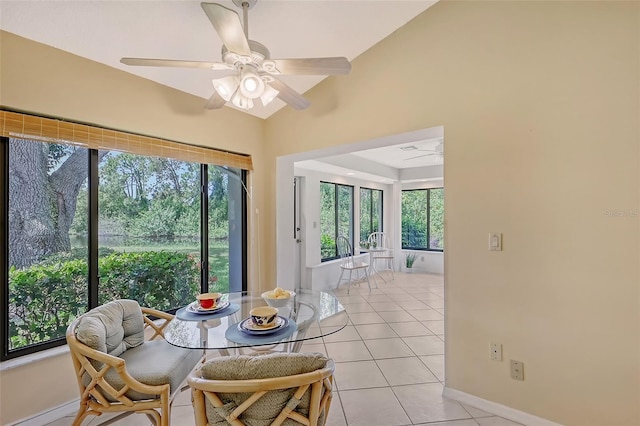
1, 136, 248, 360
359, 187, 383, 242
401, 188, 444, 252
320, 181, 354, 262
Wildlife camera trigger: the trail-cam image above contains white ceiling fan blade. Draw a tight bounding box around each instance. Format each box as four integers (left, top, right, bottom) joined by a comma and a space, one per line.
201, 2, 251, 56
272, 57, 351, 75
205, 91, 227, 110
120, 58, 232, 70
268, 78, 311, 110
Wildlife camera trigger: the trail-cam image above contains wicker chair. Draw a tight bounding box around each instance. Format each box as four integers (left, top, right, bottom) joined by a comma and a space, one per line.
66, 299, 203, 426
188, 353, 335, 426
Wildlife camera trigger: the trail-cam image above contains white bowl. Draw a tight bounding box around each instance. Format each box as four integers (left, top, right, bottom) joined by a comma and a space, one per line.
261, 290, 296, 307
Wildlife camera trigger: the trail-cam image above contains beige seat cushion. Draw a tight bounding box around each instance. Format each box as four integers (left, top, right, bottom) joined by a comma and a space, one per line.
201, 353, 329, 426
75, 299, 202, 401
106, 339, 203, 401
75, 299, 144, 356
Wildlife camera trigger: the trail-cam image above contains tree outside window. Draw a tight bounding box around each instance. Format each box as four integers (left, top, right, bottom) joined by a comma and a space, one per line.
7, 139, 89, 352
320, 182, 354, 261
360, 187, 383, 243
401, 188, 444, 251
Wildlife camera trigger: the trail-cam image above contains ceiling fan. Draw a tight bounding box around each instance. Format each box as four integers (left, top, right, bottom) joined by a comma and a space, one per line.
120, 0, 351, 111
402, 141, 444, 161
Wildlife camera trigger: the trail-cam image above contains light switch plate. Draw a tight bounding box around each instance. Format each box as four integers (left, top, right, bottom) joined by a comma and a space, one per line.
489, 233, 502, 251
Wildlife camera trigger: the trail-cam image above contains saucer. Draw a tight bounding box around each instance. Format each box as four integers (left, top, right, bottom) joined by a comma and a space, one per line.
238, 316, 287, 335
186, 300, 230, 314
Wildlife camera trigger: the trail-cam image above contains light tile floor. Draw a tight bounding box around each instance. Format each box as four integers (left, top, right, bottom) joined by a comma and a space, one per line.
50, 272, 521, 426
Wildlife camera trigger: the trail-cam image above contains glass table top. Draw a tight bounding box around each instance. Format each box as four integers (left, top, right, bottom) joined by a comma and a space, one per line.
163, 290, 347, 352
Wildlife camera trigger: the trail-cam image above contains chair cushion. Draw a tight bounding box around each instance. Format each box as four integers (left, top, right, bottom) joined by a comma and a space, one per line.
112, 339, 202, 400
82, 338, 202, 402
201, 353, 329, 426
75, 299, 144, 357
75, 299, 202, 401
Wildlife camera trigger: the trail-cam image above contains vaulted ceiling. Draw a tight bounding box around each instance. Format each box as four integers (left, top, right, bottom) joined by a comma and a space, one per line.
1, 0, 435, 119
1, 0, 442, 180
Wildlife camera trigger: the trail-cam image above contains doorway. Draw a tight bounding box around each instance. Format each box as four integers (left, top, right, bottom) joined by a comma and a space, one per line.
275, 125, 444, 290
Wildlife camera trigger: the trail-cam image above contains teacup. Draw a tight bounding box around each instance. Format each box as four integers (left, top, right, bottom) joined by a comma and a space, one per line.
250, 306, 278, 327
196, 292, 222, 309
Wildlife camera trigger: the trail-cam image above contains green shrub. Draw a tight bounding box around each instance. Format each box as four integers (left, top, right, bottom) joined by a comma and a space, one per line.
98, 251, 199, 308
320, 234, 336, 259
8, 251, 199, 350
8, 259, 88, 349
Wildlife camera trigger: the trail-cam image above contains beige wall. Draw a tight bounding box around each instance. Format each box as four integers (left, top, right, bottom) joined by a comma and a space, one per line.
1, 0, 639, 424
264, 2, 639, 425
0, 31, 265, 424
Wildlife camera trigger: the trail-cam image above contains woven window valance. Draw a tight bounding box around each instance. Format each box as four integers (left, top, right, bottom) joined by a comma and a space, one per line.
0, 109, 253, 170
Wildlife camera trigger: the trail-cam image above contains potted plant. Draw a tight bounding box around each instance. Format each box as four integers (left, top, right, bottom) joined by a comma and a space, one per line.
405, 253, 417, 272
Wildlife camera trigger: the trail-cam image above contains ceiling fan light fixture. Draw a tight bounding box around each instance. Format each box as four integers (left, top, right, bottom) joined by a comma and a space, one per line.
232, 92, 254, 110
239, 69, 265, 99
260, 85, 279, 106
212, 75, 239, 102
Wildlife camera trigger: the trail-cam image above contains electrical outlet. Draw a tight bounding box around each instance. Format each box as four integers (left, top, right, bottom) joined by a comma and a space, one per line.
510, 360, 524, 380
490, 342, 502, 361
421, 256, 425, 261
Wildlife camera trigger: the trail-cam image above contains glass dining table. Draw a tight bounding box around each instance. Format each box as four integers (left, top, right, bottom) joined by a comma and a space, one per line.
163, 289, 347, 354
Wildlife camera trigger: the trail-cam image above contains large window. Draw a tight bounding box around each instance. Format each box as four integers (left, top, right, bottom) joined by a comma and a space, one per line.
6, 139, 89, 353
97, 152, 202, 310
2, 135, 247, 360
320, 182, 354, 261
401, 188, 444, 251
208, 166, 245, 293
360, 187, 383, 243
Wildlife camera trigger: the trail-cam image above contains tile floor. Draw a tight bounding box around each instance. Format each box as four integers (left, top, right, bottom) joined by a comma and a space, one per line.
49, 272, 521, 426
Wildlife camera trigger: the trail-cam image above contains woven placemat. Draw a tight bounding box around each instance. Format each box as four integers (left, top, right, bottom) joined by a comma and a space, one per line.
225, 319, 298, 345
176, 303, 240, 321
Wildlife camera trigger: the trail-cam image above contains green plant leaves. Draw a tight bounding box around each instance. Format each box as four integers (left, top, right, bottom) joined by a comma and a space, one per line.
8, 251, 199, 350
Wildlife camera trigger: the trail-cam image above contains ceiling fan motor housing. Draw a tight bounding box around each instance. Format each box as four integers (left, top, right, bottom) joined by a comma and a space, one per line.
222, 39, 269, 62
222, 40, 279, 78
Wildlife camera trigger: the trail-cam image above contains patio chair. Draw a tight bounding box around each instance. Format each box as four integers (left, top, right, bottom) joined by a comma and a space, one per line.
188, 352, 335, 426
336, 235, 372, 294
66, 299, 203, 426
367, 231, 395, 281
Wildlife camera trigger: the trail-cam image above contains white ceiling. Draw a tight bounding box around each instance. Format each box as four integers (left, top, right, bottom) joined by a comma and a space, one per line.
351, 138, 443, 169
0, 0, 435, 119
296, 137, 444, 183
1, 0, 442, 180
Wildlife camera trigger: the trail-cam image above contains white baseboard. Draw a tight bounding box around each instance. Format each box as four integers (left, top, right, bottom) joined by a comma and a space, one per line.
443, 387, 564, 426
9, 399, 79, 426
